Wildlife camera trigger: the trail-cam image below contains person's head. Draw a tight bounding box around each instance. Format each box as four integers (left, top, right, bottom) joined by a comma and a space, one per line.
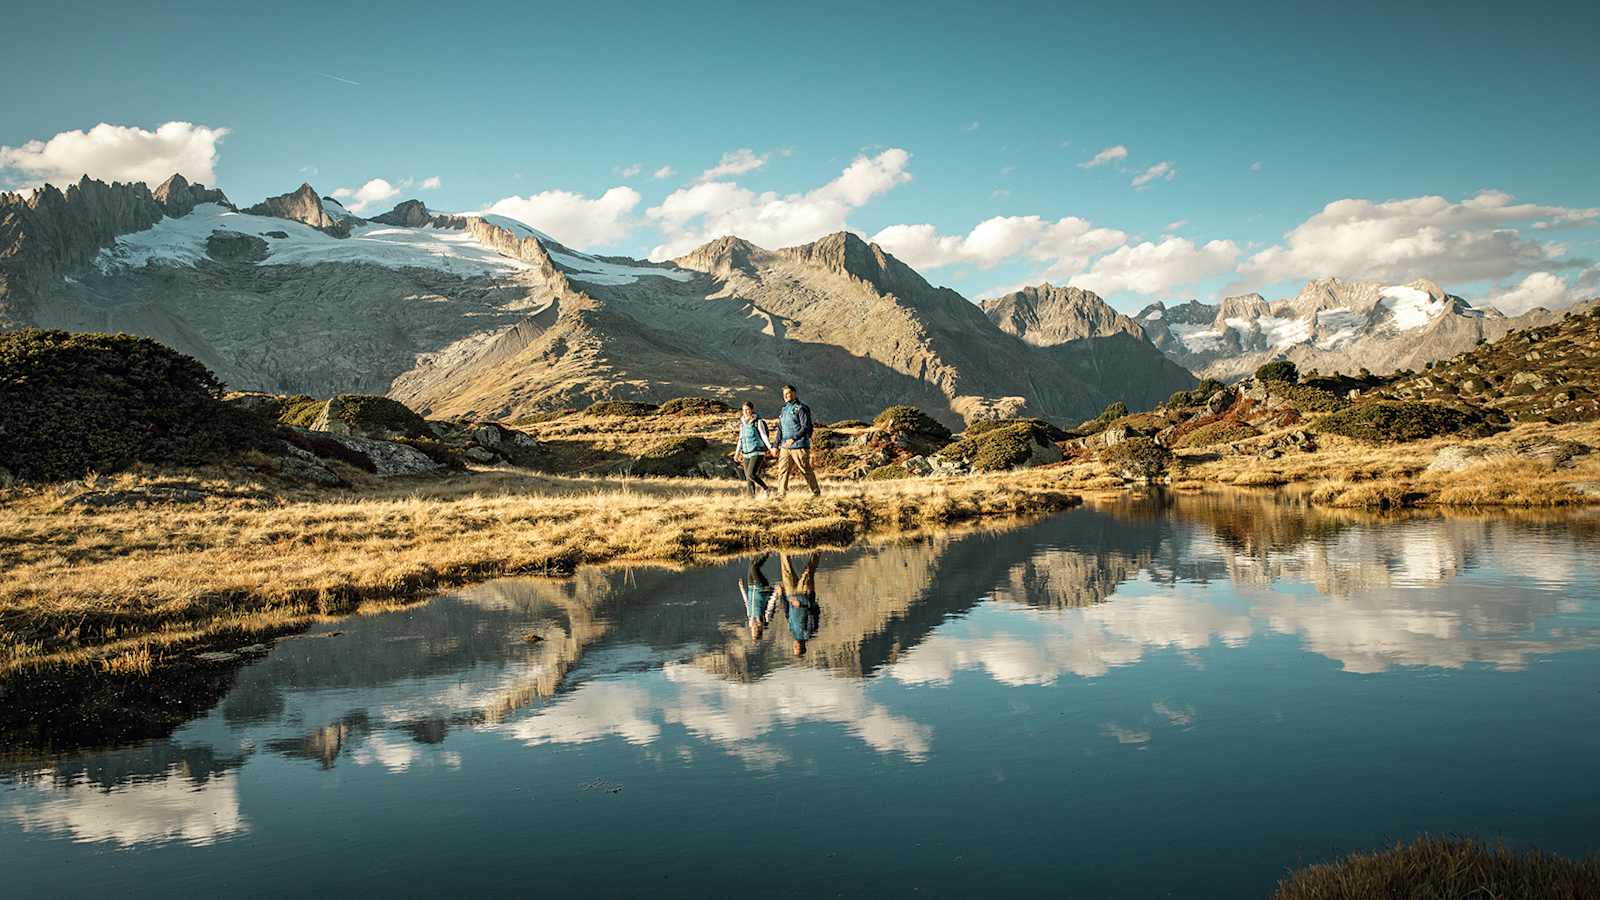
792, 639, 806, 657
782, 384, 797, 403
741, 401, 756, 420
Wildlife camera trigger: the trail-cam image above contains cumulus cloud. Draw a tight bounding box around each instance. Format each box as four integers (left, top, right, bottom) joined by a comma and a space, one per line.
331, 178, 400, 213
486, 186, 642, 249
1236, 190, 1599, 289
0, 121, 229, 188
332, 175, 441, 213
652, 165, 676, 180
1068, 237, 1240, 295
1483, 270, 1598, 315
1078, 145, 1127, 169
619, 163, 642, 178
647, 148, 911, 259
1131, 161, 1176, 189
698, 148, 767, 181
872, 215, 1125, 277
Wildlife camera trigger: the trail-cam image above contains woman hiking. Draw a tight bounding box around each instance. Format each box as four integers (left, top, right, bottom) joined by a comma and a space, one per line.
734, 401, 777, 497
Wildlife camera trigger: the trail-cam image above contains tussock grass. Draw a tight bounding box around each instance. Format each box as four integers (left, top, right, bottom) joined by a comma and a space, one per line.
0, 466, 1076, 672
1273, 836, 1600, 899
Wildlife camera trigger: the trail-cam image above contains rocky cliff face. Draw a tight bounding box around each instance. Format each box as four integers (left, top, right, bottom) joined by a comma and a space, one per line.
1133, 277, 1567, 381
243, 183, 349, 236
0, 176, 225, 322
980, 283, 1144, 345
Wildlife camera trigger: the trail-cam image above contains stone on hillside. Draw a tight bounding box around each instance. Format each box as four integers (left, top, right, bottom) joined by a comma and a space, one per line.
311, 395, 430, 440
464, 447, 497, 464
1101, 425, 1130, 447
902, 455, 933, 476
334, 435, 440, 476
276, 443, 344, 486
206, 230, 269, 262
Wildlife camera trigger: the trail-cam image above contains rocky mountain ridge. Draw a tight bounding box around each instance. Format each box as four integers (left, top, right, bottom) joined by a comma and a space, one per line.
0, 173, 1196, 426
981, 283, 1144, 345
1130, 277, 1567, 381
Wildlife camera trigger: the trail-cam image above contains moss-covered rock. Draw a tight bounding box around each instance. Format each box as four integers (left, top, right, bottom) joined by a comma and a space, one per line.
872, 405, 953, 441
585, 400, 659, 417
1317, 401, 1500, 444
313, 394, 429, 439
658, 396, 732, 417
0, 329, 272, 482
277, 394, 326, 427
632, 435, 712, 476
1100, 437, 1173, 481
945, 421, 1062, 472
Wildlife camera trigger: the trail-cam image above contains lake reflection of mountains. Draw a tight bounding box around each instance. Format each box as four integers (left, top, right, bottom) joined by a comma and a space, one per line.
6, 496, 1600, 848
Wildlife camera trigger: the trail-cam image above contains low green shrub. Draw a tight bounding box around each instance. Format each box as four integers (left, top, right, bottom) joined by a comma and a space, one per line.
278, 395, 325, 427
1272, 836, 1600, 900
658, 396, 732, 417
1100, 437, 1173, 480
1166, 379, 1224, 409
946, 421, 1052, 472
829, 419, 869, 429
964, 417, 1070, 442
585, 400, 659, 417
872, 405, 952, 440
1255, 360, 1299, 384
1318, 401, 1498, 443
1271, 383, 1350, 413
0, 329, 271, 482
865, 463, 911, 481
329, 394, 429, 438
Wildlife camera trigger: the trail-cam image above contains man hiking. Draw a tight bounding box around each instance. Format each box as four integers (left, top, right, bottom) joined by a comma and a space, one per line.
774, 384, 821, 498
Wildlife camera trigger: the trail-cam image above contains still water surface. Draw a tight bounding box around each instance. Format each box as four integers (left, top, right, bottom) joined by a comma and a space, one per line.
5, 493, 1600, 898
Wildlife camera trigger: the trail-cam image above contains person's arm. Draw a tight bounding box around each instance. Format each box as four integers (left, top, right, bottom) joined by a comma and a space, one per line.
799, 403, 814, 441
738, 578, 746, 606
758, 420, 775, 453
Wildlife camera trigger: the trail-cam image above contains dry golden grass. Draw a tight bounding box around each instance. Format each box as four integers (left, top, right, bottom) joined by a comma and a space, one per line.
0, 464, 1076, 672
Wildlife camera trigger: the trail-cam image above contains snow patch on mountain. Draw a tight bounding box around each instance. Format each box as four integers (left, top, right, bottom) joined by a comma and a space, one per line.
1379, 285, 1446, 330
546, 250, 694, 285
96, 204, 533, 275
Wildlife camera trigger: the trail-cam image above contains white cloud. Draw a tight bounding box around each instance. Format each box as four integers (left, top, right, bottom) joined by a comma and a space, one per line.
1237, 190, 1599, 289
619, 163, 642, 178
486, 185, 642, 249
0, 121, 229, 188
647, 148, 911, 259
698, 149, 767, 181
1165, 219, 1189, 232
1250, 161, 1263, 172
1483, 270, 1596, 315
331, 176, 441, 212
1078, 145, 1127, 169
963, 121, 981, 132
872, 215, 1126, 277
1131, 161, 1176, 189
331, 178, 400, 213
653, 165, 676, 180
1069, 237, 1240, 295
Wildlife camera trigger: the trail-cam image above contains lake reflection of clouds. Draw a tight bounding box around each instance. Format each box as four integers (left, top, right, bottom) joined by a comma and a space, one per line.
499, 663, 931, 762
6, 769, 246, 847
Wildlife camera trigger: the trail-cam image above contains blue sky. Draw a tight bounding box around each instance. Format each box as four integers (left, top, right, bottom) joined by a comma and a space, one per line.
3, 0, 1597, 311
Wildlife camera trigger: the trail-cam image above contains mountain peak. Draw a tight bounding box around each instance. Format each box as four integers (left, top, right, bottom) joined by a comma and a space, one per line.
152, 173, 231, 217
674, 235, 769, 277
982, 282, 1144, 345
244, 183, 349, 236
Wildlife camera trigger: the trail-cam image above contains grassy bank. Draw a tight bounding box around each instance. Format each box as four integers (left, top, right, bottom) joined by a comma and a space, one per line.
0, 466, 1077, 673
1273, 836, 1600, 899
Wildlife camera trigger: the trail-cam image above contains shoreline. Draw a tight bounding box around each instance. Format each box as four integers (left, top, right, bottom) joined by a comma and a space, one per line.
0, 467, 1079, 674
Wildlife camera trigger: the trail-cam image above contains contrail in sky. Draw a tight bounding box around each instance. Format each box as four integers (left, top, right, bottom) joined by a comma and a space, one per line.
317, 72, 361, 86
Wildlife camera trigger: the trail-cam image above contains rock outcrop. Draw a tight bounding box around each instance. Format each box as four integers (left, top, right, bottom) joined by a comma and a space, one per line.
152, 174, 232, 218
244, 183, 350, 236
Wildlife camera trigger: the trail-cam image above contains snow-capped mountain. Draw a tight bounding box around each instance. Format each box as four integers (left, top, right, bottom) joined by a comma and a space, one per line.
1134, 277, 1565, 381
0, 174, 1193, 425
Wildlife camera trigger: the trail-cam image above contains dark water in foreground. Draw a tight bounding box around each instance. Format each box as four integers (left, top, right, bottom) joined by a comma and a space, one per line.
5, 494, 1600, 898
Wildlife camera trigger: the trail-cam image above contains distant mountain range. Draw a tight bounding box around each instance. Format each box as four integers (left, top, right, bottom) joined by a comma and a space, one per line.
0, 174, 1192, 426
1127, 278, 1568, 381
3, 174, 1586, 426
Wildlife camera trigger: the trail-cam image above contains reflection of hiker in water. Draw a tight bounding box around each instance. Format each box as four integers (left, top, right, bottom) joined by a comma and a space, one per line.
775, 551, 821, 656
738, 553, 779, 640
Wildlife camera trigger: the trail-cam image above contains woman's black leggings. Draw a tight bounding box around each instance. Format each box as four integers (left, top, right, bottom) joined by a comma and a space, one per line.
742, 454, 770, 495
